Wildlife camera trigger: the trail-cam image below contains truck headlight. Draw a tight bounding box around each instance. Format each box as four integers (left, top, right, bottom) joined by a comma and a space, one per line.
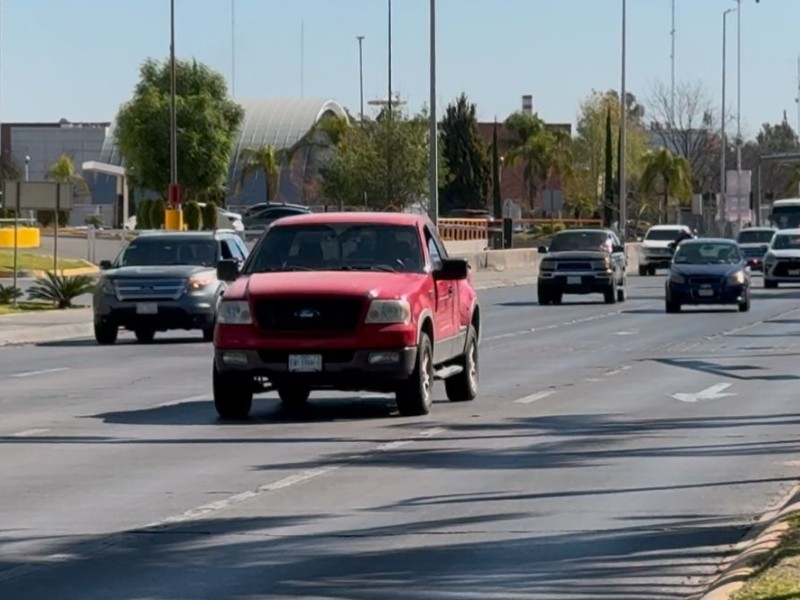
188, 275, 214, 290
97, 277, 115, 295
365, 299, 411, 324
540, 259, 555, 271
217, 300, 252, 324
727, 270, 746, 285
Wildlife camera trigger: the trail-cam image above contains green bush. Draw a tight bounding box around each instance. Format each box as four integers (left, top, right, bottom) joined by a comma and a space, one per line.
184, 201, 202, 231
136, 198, 152, 230
27, 272, 95, 309
149, 198, 167, 230
201, 201, 217, 231
85, 214, 103, 229
0, 284, 23, 304
37, 210, 71, 228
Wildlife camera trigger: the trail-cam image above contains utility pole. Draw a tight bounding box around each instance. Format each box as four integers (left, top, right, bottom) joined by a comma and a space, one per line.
169, 0, 179, 208
230, 0, 235, 97
428, 0, 438, 225
721, 8, 735, 227
386, 0, 393, 206
670, 0, 676, 121
619, 0, 627, 241
736, 0, 742, 230
357, 36, 365, 123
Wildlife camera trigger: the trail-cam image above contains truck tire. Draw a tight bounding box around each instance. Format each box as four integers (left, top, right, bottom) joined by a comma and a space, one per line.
765, 279, 778, 289
202, 326, 215, 342
639, 265, 647, 276
445, 325, 478, 402
278, 385, 311, 407
213, 365, 253, 420
604, 284, 617, 304
396, 332, 434, 416
94, 323, 117, 345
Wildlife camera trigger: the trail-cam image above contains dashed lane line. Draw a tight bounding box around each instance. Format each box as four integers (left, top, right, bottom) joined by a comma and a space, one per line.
10, 367, 70, 378
514, 390, 556, 404
140, 426, 446, 530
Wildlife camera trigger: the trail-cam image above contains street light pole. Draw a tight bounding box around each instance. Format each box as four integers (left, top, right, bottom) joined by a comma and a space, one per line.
386, 0, 393, 206
619, 0, 627, 240
169, 0, 179, 208
428, 0, 438, 226
721, 8, 735, 228
230, 0, 235, 97
736, 0, 742, 230
357, 36, 365, 123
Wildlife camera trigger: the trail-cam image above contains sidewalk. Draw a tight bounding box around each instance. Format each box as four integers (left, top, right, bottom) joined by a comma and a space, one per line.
0, 307, 93, 346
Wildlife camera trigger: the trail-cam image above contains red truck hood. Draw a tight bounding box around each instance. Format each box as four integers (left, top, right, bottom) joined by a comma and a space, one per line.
228, 270, 429, 299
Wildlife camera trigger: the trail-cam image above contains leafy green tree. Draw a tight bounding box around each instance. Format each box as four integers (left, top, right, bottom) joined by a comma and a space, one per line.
150, 198, 167, 229
754, 115, 800, 198
491, 120, 502, 219
438, 93, 490, 214
201, 201, 217, 230
136, 198, 153, 229
320, 110, 446, 211
603, 108, 614, 226
184, 200, 202, 230
235, 145, 285, 203
640, 148, 693, 222
115, 58, 244, 201
572, 90, 649, 213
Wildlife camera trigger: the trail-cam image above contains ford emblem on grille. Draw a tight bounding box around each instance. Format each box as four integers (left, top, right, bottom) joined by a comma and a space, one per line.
295, 308, 320, 319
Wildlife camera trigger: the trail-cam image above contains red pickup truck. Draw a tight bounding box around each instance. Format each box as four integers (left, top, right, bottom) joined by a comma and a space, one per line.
212, 212, 481, 418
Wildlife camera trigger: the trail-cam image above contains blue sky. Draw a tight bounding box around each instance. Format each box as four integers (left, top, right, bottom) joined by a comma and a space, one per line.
2, 0, 798, 140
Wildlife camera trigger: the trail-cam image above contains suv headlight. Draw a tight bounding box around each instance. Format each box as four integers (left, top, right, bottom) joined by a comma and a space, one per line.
727, 270, 746, 284
540, 259, 555, 271
188, 275, 214, 290
217, 300, 252, 324
365, 299, 411, 324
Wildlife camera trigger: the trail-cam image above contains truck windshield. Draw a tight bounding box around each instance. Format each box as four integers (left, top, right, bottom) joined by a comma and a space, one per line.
117, 239, 219, 267
770, 206, 800, 229
645, 229, 685, 241
548, 231, 608, 252
737, 230, 774, 244
245, 223, 425, 274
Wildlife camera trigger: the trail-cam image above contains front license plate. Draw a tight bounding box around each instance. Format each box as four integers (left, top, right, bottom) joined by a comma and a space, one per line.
567, 276, 581, 285
288, 354, 322, 372
698, 289, 714, 297
136, 302, 158, 314
790, 270, 800, 276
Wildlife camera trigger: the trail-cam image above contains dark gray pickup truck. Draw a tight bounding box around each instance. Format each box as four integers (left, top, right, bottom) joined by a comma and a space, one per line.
92, 230, 249, 344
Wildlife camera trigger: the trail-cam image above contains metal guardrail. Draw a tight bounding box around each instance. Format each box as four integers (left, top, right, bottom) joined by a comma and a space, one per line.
436, 217, 605, 241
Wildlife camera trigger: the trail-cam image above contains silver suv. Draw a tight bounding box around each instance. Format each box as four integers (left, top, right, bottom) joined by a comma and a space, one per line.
92, 230, 249, 344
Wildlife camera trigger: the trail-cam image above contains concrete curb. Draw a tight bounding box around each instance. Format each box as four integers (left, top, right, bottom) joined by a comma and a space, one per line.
0, 262, 99, 278
0, 322, 94, 347
695, 483, 800, 600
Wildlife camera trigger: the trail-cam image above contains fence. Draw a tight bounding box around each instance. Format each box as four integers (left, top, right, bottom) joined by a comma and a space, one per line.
436, 217, 604, 242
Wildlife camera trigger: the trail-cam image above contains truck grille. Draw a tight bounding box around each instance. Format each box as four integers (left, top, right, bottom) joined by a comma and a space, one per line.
114, 278, 186, 301
253, 297, 365, 332
742, 247, 766, 257
773, 261, 800, 277
557, 262, 593, 271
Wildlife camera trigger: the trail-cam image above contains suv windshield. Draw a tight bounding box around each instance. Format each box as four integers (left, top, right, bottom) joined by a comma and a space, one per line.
737, 230, 775, 244
117, 238, 219, 267
245, 223, 424, 273
673, 242, 741, 265
771, 234, 800, 250
646, 228, 685, 241
548, 231, 608, 252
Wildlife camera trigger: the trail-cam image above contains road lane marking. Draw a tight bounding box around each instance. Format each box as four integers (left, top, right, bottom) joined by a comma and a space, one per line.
10, 428, 50, 437
605, 365, 632, 376
154, 394, 209, 408
671, 383, 736, 403
10, 367, 69, 378
515, 390, 556, 404
141, 426, 446, 530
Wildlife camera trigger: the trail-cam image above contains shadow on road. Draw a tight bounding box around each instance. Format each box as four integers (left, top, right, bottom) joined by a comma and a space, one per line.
35, 336, 206, 348
652, 357, 800, 382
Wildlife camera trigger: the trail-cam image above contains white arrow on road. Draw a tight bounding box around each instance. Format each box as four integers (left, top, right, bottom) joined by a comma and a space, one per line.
671, 383, 736, 403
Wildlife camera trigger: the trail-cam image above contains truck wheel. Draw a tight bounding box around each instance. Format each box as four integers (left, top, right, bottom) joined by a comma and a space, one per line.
648, 265, 657, 276
552, 291, 563, 305
396, 332, 434, 416
665, 300, 681, 313
537, 288, 550, 305
639, 265, 647, 276
134, 328, 155, 343
278, 385, 311, 407
213, 365, 253, 420
94, 322, 118, 345
445, 325, 478, 402
765, 279, 778, 289
202, 326, 215, 342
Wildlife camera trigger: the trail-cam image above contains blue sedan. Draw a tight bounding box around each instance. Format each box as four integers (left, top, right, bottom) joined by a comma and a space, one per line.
665, 238, 751, 313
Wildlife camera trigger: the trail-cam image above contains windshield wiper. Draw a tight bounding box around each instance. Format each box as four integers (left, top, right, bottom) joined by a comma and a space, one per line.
341, 264, 399, 273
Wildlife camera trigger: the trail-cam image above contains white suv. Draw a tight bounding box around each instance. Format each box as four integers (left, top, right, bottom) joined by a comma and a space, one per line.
639, 224, 693, 276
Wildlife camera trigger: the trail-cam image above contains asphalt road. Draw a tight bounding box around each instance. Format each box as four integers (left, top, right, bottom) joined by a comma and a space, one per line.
2, 275, 800, 599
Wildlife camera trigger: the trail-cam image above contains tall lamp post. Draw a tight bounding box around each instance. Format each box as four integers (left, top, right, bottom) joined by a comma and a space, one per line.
386, 0, 393, 206
356, 36, 365, 122
619, 0, 627, 241
428, 0, 438, 225
166, 0, 182, 229
720, 7, 736, 227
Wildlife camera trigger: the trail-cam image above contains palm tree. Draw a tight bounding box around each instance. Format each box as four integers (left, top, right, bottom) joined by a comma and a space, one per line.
639, 148, 693, 223
235, 145, 286, 203
46, 154, 89, 193
504, 112, 572, 211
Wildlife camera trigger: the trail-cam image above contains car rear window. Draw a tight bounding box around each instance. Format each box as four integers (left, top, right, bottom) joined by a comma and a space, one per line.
548, 231, 608, 252
645, 228, 684, 241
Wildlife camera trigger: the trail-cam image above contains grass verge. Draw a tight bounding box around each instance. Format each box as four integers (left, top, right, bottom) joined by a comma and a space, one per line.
0, 301, 59, 315
0, 249, 86, 271
732, 513, 800, 600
